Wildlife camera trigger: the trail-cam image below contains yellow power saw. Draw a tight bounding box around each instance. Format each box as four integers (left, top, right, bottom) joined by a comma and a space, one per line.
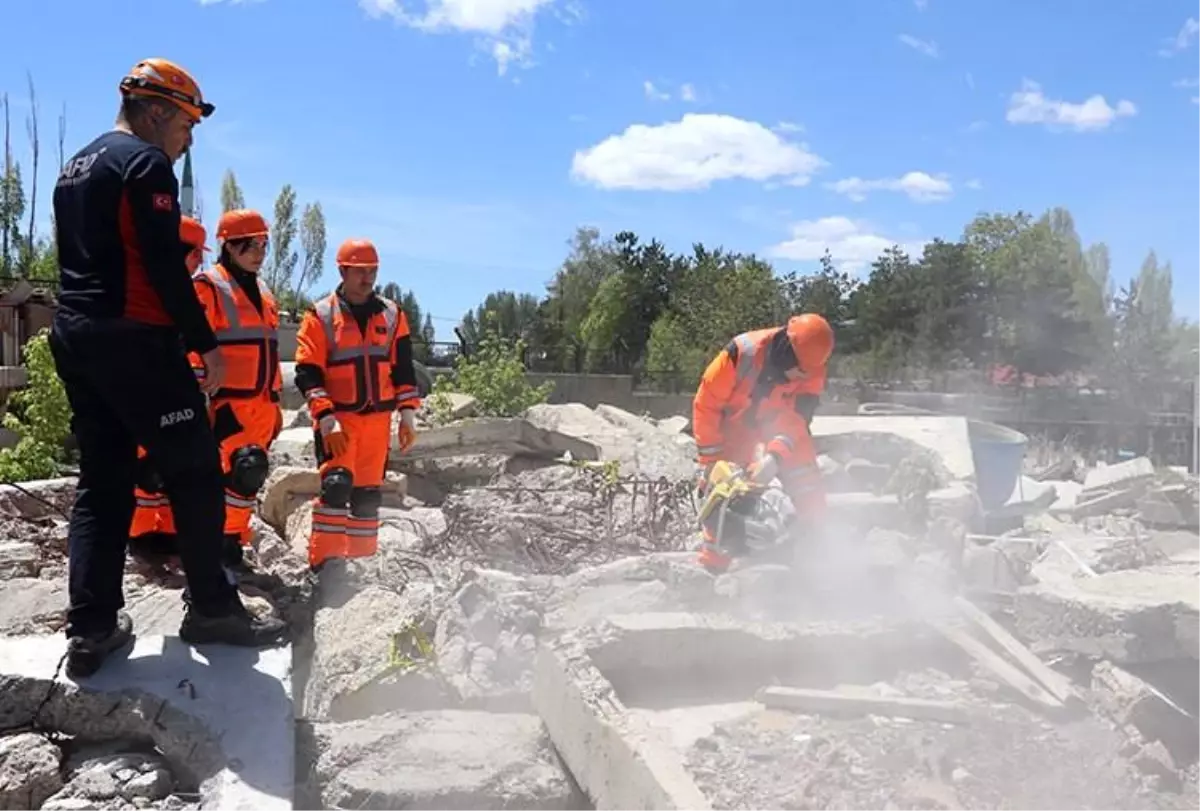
697, 460, 794, 558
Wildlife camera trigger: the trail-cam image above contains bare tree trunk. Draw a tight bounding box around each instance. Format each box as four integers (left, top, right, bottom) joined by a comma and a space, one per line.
2, 92, 10, 274
56, 102, 66, 170
24, 73, 40, 275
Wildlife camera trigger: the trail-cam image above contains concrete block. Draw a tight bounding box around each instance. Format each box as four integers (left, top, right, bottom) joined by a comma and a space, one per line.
810, 415, 975, 482
310, 710, 581, 809
1083, 457, 1156, 493
1014, 565, 1200, 664
392, 418, 601, 466
756, 685, 973, 724
533, 639, 711, 810
0, 635, 294, 810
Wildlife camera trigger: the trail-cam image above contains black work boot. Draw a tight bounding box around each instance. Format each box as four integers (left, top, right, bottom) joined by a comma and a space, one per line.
221, 534, 253, 574
66, 611, 135, 679
179, 600, 288, 647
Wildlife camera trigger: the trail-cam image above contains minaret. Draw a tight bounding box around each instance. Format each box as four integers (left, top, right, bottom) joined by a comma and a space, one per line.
180, 149, 195, 218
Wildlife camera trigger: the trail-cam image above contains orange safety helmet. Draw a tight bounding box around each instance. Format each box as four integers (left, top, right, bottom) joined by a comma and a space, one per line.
119, 58, 214, 122
180, 216, 210, 252
216, 209, 270, 242
336, 238, 380, 269
786, 313, 835, 373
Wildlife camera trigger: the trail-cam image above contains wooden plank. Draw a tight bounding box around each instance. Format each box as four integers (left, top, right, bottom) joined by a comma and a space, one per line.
932, 621, 1064, 712
756, 686, 973, 725
951, 595, 1085, 710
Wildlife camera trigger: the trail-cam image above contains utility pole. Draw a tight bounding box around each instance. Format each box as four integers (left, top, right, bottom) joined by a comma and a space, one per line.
180, 149, 195, 219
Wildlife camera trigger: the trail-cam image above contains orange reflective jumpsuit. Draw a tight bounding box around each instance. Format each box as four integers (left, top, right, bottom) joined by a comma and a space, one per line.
693, 326, 827, 569
294, 289, 421, 568
189, 263, 283, 544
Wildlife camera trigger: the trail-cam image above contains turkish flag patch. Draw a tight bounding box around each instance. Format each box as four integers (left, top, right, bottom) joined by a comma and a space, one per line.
152, 193, 173, 212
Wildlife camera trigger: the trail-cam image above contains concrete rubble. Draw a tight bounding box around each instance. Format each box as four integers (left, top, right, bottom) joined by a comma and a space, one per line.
2, 402, 1197, 809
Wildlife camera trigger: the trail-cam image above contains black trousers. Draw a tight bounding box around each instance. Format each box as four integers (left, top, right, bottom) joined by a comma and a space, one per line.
49, 310, 238, 637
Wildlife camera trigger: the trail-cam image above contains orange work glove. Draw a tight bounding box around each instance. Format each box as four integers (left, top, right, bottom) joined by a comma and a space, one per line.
317, 414, 350, 458
396, 408, 417, 453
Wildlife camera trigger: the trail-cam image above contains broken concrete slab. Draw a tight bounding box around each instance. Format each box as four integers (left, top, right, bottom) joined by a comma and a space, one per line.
756, 685, 973, 724
0, 477, 77, 519
656, 415, 689, 435
1014, 563, 1200, 664
534, 612, 960, 810
392, 417, 600, 466
269, 427, 316, 462
810, 415, 975, 482
0, 635, 293, 809
1084, 457, 1157, 494
0, 577, 65, 635
523, 403, 696, 480
424, 391, 479, 422
534, 634, 712, 810
0, 540, 39, 579
0, 732, 63, 809
1138, 485, 1200, 530
303, 580, 447, 721
1092, 661, 1197, 765
309, 710, 582, 810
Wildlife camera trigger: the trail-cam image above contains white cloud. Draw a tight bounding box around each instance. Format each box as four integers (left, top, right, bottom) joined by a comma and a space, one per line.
768, 217, 922, 273
571, 113, 826, 191
826, 171, 953, 203
359, 0, 562, 75
1005, 80, 1136, 132
679, 83, 697, 103
643, 80, 670, 101
773, 121, 804, 133
1159, 17, 1199, 56
898, 34, 939, 58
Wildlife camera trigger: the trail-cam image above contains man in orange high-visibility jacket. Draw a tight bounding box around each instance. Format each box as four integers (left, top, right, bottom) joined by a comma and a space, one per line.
188, 208, 283, 571
692, 313, 835, 573
128, 215, 211, 559
294, 238, 421, 569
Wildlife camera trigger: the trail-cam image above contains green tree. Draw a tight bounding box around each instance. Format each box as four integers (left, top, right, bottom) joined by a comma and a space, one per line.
287, 200, 325, 318
220, 169, 246, 213
1111, 251, 1179, 409
459, 290, 541, 348
0, 330, 72, 481
430, 319, 553, 420
533, 226, 620, 372
264, 184, 298, 298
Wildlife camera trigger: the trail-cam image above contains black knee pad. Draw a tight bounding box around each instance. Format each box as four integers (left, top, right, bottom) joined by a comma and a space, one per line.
350, 486, 383, 519
227, 444, 269, 497
320, 467, 354, 508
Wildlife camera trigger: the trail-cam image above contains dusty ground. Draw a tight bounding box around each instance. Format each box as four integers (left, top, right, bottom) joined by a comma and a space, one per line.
688, 699, 1191, 810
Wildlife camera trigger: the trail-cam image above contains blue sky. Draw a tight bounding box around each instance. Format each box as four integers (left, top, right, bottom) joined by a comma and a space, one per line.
3, 0, 1198, 339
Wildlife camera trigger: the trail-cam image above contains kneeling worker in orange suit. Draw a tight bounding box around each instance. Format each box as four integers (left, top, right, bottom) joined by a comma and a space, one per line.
692, 313, 835, 573
294, 238, 421, 569
128, 215, 211, 557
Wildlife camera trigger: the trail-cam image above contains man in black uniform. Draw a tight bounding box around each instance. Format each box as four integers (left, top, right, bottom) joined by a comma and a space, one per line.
51, 57, 286, 677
